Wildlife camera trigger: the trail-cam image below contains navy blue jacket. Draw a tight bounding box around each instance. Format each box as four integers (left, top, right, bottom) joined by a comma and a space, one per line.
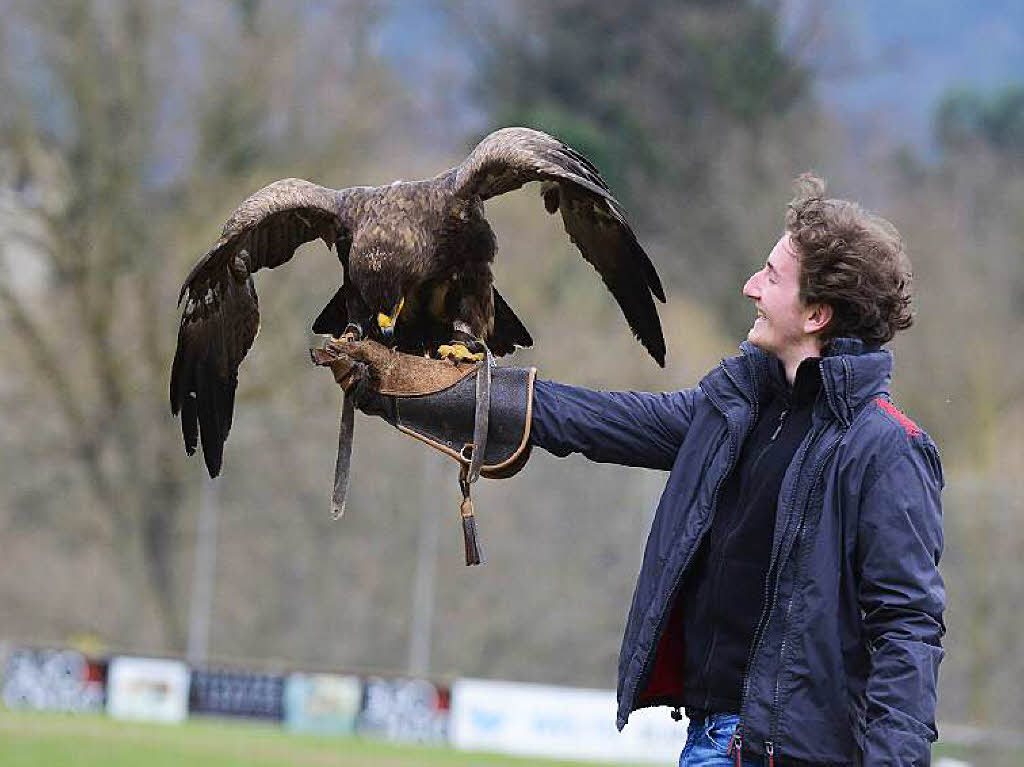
530, 339, 945, 766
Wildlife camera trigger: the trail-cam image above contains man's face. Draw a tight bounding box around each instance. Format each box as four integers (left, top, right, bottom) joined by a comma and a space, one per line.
742, 234, 815, 357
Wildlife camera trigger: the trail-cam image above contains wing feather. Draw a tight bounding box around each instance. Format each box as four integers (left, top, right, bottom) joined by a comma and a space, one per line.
170, 178, 362, 476
453, 127, 666, 365
454, 127, 613, 202
557, 187, 666, 365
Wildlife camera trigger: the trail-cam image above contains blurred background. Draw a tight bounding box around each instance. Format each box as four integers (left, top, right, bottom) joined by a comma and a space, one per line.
1, 0, 1022, 755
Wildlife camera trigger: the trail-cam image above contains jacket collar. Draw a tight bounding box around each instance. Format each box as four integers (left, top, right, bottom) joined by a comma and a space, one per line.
701, 337, 893, 427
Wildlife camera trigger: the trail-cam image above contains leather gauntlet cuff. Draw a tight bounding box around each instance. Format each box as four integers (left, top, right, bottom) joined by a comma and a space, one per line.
312, 338, 535, 480
395, 365, 535, 479
313, 338, 535, 565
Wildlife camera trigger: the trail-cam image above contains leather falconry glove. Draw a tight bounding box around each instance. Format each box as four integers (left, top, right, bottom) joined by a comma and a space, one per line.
311, 338, 536, 565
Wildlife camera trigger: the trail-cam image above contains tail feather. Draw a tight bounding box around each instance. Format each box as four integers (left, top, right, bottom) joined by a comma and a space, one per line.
312, 284, 349, 336
488, 287, 533, 356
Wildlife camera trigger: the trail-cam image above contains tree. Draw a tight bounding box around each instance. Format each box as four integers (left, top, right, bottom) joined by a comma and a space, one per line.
0, 0, 401, 650
456, 0, 817, 331
935, 84, 1024, 159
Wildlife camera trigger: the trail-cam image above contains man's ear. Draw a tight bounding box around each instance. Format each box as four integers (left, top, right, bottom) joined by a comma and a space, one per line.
804, 303, 833, 336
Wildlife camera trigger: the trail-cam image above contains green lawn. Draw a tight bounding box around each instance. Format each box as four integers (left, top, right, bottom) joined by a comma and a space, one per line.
2, 708, 1020, 767
0, 708, 633, 767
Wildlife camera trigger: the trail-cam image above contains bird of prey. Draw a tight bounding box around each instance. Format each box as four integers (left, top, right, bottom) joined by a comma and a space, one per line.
171, 126, 667, 477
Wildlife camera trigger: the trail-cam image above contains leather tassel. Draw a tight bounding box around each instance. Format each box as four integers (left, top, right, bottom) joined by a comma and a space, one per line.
459, 467, 485, 566
460, 496, 484, 566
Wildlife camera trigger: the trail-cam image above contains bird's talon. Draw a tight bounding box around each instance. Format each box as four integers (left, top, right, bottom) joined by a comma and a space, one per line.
438, 343, 485, 363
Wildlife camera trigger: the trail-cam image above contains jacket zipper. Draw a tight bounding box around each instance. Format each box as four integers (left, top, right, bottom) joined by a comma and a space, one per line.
699, 397, 785, 707
761, 361, 850, 756
734, 357, 848, 757
623, 370, 755, 723
733, 358, 856, 761
770, 409, 788, 441
733, 420, 824, 761
766, 432, 844, 751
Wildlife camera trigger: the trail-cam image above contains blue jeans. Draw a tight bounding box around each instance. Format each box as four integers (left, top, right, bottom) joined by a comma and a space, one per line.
678, 712, 766, 767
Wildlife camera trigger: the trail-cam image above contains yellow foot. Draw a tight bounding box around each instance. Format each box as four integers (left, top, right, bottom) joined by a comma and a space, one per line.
437, 343, 485, 363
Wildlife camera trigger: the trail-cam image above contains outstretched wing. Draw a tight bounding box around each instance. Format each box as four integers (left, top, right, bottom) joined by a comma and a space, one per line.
170, 178, 363, 477
453, 127, 666, 365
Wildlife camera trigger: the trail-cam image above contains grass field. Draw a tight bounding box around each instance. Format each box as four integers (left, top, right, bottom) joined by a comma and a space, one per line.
1, 707, 1018, 766
0, 708, 645, 767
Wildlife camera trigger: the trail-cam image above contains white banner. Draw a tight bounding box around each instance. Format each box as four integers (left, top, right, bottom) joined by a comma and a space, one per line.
106, 656, 190, 723
450, 678, 684, 764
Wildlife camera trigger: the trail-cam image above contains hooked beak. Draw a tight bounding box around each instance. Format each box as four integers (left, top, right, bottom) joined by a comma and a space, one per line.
377, 297, 404, 339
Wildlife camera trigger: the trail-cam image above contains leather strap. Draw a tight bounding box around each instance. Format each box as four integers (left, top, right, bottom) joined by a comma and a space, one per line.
467, 345, 492, 484
331, 391, 355, 519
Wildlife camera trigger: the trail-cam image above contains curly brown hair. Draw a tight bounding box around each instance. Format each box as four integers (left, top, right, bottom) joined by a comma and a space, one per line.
785, 173, 913, 346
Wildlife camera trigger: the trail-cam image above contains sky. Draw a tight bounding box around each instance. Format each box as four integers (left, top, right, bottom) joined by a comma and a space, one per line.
787, 0, 1024, 152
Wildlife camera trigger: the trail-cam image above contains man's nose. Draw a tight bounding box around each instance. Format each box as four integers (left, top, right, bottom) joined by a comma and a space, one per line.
743, 271, 760, 299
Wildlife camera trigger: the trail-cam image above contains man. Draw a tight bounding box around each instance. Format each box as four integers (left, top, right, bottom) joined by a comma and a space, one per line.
324, 174, 945, 766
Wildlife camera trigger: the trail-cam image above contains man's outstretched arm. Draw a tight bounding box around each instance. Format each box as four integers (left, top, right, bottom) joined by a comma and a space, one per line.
530, 380, 698, 471
314, 338, 697, 472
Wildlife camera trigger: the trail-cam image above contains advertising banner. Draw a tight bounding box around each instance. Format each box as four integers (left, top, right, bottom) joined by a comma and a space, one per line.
357, 676, 449, 744
2, 647, 105, 713
189, 667, 285, 720
283, 673, 362, 734
106, 656, 189, 723
450, 678, 684, 763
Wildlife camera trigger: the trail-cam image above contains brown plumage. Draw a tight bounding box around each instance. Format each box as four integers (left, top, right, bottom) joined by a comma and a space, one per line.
171, 127, 667, 477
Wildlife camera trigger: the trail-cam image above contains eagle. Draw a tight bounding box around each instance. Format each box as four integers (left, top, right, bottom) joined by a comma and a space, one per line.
171, 127, 667, 477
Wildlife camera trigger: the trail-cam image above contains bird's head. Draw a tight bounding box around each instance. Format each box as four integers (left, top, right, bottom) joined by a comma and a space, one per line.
375, 295, 405, 341
351, 256, 405, 344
